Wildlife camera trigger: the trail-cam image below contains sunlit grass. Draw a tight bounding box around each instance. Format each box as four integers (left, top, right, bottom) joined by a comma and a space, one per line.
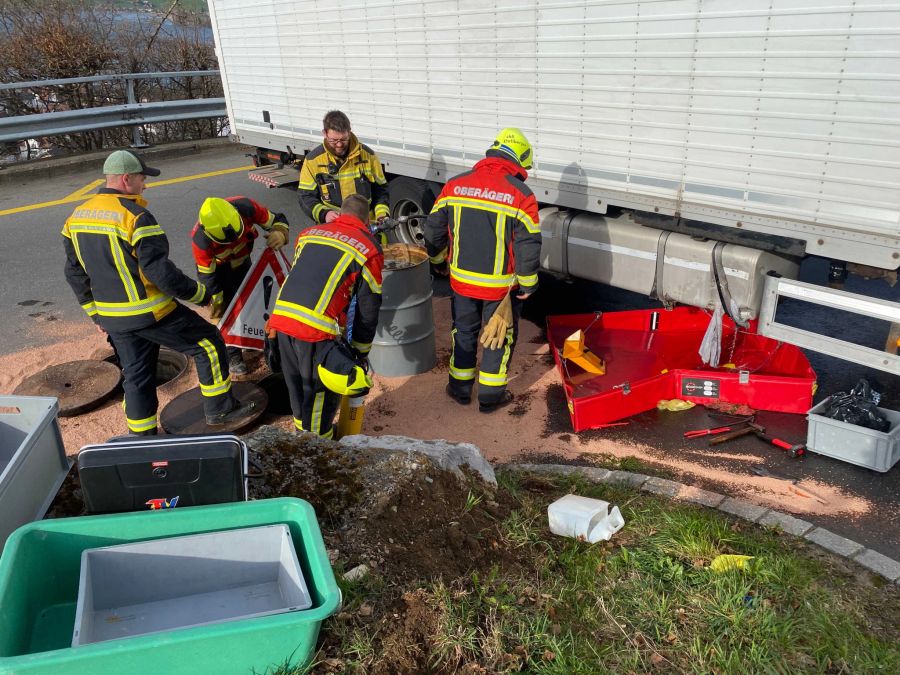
290, 470, 898, 673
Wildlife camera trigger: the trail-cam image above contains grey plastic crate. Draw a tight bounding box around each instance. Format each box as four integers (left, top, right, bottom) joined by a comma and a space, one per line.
72, 523, 312, 646
807, 397, 900, 472
0, 396, 71, 552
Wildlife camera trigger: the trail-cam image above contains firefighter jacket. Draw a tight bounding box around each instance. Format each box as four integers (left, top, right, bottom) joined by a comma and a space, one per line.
424, 156, 541, 301
62, 188, 208, 332
297, 134, 390, 224
190, 196, 289, 295
269, 213, 384, 354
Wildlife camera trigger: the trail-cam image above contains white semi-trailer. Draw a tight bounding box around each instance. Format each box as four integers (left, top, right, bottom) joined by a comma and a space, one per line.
207, 0, 899, 373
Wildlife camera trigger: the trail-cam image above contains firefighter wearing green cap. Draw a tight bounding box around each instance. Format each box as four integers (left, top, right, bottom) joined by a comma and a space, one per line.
424, 128, 541, 413
191, 196, 290, 375
61, 150, 255, 435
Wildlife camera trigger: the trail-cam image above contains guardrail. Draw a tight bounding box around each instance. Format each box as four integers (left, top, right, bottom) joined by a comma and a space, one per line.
0, 71, 226, 147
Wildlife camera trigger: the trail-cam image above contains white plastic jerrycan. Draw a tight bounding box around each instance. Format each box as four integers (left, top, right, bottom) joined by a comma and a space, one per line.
547, 494, 625, 543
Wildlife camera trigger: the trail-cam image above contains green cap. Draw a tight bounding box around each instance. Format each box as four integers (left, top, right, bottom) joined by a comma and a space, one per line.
102, 150, 160, 177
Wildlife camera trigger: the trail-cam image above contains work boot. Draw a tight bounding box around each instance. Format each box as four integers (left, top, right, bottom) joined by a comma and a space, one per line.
478, 391, 514, 414
445, 383, 471, 405
206, 400, 256, 426
128, 427, 158, 437
228, 353, 248, 376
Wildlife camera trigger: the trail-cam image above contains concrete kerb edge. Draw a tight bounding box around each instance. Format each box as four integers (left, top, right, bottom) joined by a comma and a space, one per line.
0, 137, 244, 185
506, 463, 900, 582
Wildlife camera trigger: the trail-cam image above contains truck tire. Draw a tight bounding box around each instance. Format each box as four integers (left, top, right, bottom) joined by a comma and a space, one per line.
388, 177, 437, 246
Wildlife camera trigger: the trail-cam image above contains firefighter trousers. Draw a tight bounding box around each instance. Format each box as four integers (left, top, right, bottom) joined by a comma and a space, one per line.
447, 293, 522, 406
215, 259, 251, 360
277, 333, 340, 439
109, 303, 236, 435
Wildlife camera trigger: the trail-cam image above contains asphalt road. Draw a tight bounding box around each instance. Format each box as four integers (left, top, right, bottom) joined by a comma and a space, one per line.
0, 145, 300, 351
1, 144, 897, 557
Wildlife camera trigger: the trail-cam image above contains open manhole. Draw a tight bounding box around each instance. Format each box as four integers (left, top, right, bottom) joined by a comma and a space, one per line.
257, 372, 292, 416
155, 349, 190, 386
103, 348, 190, 387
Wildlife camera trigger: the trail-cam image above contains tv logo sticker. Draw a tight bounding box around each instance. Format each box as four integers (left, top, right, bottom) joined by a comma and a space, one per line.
145, 496, 179, 510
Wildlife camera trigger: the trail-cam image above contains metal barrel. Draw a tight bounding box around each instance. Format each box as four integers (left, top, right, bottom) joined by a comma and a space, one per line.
368, 244, 436, 377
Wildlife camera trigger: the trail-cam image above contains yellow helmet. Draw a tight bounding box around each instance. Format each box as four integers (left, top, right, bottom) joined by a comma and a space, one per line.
199, 197, 244, 243
318, 363, 372, 397
317, 340, 373, 396
489, 127, 533, 169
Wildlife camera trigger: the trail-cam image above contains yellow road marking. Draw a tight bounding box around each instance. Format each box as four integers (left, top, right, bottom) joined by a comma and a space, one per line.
61, 179, 104, 201
0, 165, 255, 217
146, 165, 255, 188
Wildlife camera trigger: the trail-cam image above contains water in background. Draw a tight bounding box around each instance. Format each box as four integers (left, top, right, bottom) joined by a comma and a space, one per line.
113, 10, 213, 43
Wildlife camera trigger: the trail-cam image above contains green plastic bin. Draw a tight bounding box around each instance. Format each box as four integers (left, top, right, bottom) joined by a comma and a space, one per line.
0, 498, 340, 674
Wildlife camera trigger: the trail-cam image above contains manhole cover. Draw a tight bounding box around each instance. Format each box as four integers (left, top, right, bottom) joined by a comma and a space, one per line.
159, 382, 267, 435
257, 373, 292, 416
13, 360, 122, 417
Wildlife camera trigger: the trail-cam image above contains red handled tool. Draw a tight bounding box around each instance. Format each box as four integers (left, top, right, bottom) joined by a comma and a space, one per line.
749, 423, 805, 458
709, 425, 757, 445
685, 424, 741, 439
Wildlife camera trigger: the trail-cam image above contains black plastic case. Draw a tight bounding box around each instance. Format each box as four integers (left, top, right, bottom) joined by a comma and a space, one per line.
77, 435, 247, 514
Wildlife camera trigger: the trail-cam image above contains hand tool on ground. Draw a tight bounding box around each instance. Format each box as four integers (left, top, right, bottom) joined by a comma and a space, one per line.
709, 424, 757, 445
685, 420, 751, 439
752, 466, 827, 504
706, 412, 756, 423
748, 422, 805, 458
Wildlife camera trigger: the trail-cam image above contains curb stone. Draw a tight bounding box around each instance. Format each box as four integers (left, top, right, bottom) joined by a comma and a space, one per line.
804, 527, 865, 558
605, 470, 650, 488
758, 511, 814, 537
506, 463, 900, 582
717, 498, 770, 522
851, 549, 900, 582
641, 477, 682, 498
673, 485, 726, 508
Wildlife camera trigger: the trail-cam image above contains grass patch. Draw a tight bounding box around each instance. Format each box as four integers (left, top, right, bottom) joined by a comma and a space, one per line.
303, 470, 898, 673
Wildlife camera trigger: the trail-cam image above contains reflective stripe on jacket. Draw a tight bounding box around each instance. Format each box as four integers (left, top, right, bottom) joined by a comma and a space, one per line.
268, 214, 384, 353
424, 156, 541, 301
297, 134, 390, 224
191, 196, 288, 295
62, 188, 207, 331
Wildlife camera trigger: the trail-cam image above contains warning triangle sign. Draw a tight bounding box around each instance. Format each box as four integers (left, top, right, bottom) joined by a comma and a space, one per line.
218, 245, 292, 351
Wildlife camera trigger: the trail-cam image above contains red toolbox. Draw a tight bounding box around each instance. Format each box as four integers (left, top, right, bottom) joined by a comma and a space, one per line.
547, 308, 816, 432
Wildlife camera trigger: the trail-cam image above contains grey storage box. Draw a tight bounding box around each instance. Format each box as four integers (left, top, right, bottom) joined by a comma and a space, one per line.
806, 397, 900, 472
72, 523, 312, 646
0, 396, 71, 552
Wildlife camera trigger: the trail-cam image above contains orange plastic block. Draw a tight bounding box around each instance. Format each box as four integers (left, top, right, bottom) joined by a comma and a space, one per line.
562, 330, 606, 375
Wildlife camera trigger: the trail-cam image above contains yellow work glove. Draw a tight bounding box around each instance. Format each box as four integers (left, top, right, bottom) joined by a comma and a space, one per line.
266, 228, 288, 250
479, 293, 513, 350
209, 292, 225, 320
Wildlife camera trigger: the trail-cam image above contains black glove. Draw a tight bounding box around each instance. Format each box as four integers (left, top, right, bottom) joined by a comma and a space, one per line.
347, 345, 370, 370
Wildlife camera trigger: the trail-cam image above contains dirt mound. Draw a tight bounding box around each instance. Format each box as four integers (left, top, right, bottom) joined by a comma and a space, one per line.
244, 426, 518, 584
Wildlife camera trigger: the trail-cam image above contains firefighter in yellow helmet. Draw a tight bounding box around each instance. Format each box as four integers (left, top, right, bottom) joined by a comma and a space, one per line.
62, 150, 255, 435
424, 128, 541, 413
191, 196, 289, 375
